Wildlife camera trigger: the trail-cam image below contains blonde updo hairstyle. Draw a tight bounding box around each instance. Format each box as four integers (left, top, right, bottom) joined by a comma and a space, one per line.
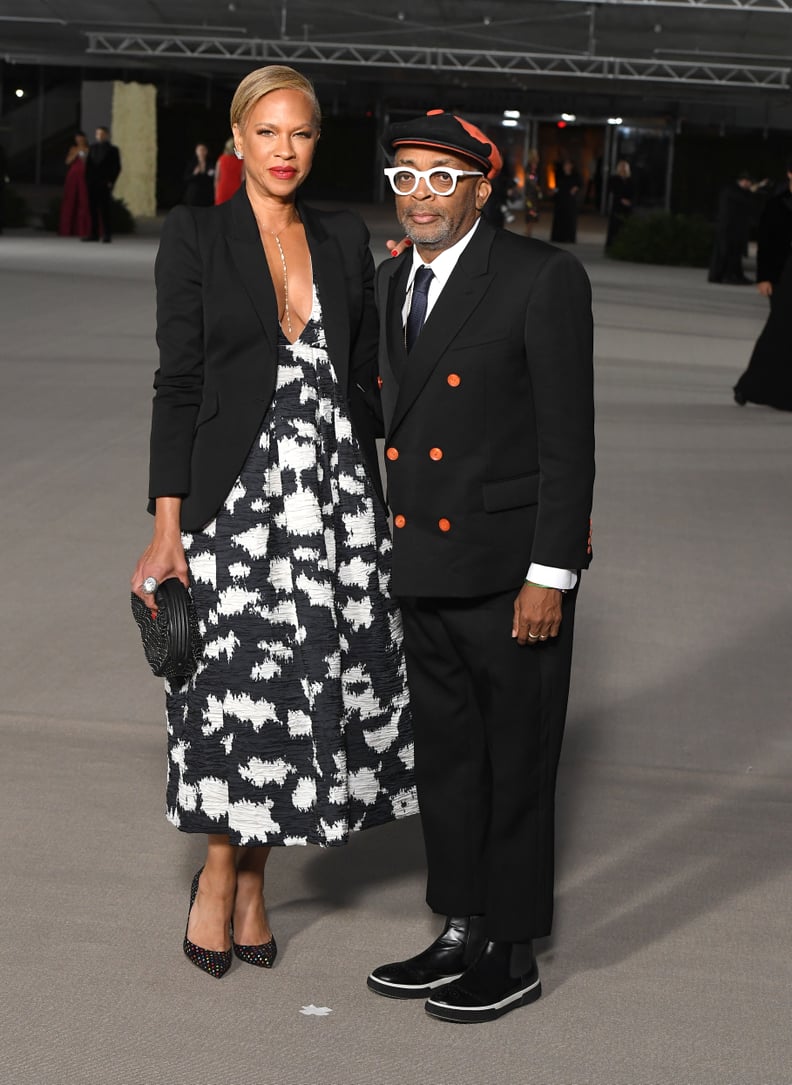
230, 65, 321, 135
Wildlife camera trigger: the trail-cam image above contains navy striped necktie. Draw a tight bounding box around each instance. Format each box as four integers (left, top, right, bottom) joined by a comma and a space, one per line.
405, 265, 434, 352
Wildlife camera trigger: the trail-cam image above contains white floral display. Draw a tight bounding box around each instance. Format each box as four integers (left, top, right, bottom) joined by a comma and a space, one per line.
111, 81, 157, 217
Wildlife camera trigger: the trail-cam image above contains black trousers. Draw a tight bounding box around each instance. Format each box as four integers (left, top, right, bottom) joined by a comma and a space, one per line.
399, 586, 578, 942
87, 182, 112, 240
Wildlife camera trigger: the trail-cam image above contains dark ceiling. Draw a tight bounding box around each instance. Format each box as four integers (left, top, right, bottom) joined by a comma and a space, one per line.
2, 1, 792, 127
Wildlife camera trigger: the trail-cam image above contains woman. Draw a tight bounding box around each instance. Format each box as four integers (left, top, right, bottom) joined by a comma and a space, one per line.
605, 159, 634, 251
131, 65, 417, 979
214, 136, 245, 205
733, 161, 792, 410
550, 159, 582, 244
58, 131, 91, 237
182, 142, 215, 207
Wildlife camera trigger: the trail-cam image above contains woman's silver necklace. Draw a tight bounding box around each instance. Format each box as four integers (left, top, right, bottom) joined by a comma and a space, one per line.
272, 229, 292, 336
261, 217, 296, 336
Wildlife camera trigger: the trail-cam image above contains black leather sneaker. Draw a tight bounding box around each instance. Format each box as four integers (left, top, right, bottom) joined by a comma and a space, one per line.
367, 915, 486, 999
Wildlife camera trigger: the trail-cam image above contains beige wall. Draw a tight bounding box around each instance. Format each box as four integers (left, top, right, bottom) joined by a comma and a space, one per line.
111, 81, 157, 217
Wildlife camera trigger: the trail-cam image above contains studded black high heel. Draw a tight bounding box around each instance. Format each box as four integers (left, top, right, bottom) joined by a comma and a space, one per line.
183, 868, 233, 979
233, 935, 277, 968
232, 915, 278, 968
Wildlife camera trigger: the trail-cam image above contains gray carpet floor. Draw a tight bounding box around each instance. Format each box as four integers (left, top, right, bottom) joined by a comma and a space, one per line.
1, 209, 790, 1085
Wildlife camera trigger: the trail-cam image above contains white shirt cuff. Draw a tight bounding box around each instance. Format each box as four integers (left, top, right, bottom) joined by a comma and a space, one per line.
525, 563, 578, 591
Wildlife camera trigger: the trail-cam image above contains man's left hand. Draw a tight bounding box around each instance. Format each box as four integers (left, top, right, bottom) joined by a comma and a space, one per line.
512, 583, 563, 646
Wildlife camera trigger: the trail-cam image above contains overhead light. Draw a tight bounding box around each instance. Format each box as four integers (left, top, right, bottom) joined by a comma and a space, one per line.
607, 116, 623, 125
502, 119, 518, 127
503, 109, 520, 119
15, 88, 25, 98
561, 113, 576, 122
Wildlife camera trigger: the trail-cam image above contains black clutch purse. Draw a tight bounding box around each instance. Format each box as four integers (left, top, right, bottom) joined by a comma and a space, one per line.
130, 577, 203, 686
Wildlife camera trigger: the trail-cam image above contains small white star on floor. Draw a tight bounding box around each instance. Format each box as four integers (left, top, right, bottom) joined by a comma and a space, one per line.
300, 1004, 332, 1016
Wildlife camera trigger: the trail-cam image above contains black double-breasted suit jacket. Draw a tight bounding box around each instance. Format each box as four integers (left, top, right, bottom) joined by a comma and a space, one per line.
375, 218, 595, 598
148, 187, 381, 531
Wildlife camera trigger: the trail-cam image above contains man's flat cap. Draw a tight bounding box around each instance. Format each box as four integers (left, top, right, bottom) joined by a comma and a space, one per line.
382, 110, 503, 179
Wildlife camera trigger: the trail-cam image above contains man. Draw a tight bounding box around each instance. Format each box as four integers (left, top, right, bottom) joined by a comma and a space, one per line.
708, 170, 766, 285
83, 125, 121, 243
367, 111, 595, 1023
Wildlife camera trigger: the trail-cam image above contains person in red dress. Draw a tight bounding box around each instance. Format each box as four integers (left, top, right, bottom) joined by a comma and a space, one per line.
58, 131, 92, 237
214, 137, 245, 205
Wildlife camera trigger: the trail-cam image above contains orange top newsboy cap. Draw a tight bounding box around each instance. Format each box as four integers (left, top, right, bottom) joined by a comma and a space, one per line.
382, 109, 503, 180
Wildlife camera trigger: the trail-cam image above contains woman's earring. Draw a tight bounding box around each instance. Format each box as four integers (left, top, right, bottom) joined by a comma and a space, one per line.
234, 147, 244, 160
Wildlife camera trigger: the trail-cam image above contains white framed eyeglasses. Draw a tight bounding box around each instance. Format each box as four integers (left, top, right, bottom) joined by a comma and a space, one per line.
383, 166, 484, 196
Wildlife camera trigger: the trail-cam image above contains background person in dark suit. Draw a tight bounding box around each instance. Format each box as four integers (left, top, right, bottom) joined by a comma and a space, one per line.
366, 112, 595, 1023
708, 170, 766, 284
83, 126, 121, 242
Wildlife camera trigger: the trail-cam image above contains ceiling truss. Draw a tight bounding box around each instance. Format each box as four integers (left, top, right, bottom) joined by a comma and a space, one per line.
555, 0, 792, 11
85, 33, 791, 90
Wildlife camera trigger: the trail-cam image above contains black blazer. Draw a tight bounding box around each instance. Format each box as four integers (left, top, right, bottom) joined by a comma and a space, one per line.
148, 187, 381, 531
86, 141, 121, 187
376, 218, 595, 598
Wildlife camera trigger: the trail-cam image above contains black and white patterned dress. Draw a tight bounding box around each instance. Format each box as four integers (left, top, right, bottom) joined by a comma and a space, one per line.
165, 284, 417, 846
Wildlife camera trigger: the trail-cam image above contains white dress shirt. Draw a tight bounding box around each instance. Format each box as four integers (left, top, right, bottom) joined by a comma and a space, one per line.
400, 219, 577, 591
401, 220, 481, 324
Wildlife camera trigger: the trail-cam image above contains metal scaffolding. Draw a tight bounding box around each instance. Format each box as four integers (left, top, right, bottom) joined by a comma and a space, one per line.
554, 0, 792, 11
84, 34, 790, 89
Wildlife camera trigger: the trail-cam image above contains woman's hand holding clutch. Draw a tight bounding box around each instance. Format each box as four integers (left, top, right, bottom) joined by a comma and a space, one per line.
131, 497, 190, 607
131, 542, 190, 606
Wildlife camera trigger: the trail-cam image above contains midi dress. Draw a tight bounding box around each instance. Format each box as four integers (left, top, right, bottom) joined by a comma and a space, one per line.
164, 283, 417, 846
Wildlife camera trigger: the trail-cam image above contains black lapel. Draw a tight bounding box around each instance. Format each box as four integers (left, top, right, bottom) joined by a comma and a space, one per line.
390, 219, 497, 434
376, 254, 411, 436
226, 186, 278, 356
385, 254, 411, 383
300, 203, 351, 391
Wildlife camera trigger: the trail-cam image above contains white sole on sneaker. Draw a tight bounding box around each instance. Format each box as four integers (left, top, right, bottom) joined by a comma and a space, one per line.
425, 976, 542, 1022
366, 970, 465, 999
